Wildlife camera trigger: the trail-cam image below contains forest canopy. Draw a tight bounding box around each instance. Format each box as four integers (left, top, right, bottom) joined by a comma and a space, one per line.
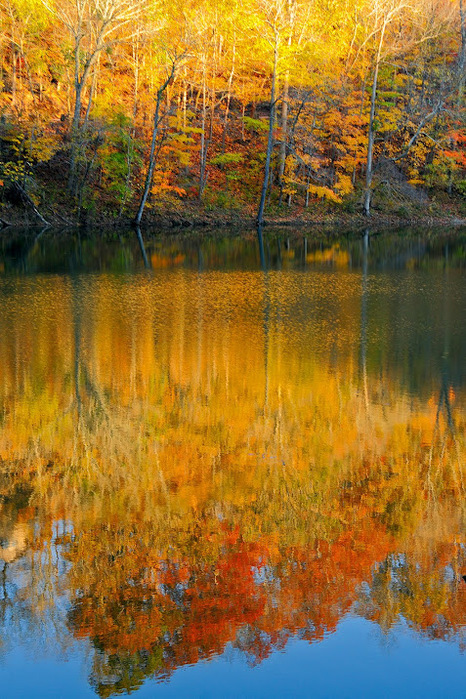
0, 0, 465, 222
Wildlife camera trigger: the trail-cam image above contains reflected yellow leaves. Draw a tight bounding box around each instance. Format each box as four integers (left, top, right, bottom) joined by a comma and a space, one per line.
306, 244, 350, 267
0, 269, 464, 689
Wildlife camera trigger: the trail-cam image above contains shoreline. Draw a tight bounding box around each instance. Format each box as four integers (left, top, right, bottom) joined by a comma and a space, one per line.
1, 209, 466, 235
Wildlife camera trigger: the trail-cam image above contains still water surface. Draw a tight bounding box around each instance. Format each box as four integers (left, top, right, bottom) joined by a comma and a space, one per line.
0, 229, 465, 697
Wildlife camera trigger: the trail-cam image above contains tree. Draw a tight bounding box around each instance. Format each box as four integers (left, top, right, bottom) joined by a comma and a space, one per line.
255, 0, 291, 227
40, 0, 152, 195
361, 0, 411, 216
134, 50, 185, 225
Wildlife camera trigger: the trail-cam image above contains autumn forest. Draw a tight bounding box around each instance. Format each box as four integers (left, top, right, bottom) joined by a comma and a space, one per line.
0, 0, 465, 225
0, 0, 465, 696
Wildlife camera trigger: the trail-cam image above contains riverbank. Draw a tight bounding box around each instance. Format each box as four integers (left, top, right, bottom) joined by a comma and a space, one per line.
1, 193, 465, 234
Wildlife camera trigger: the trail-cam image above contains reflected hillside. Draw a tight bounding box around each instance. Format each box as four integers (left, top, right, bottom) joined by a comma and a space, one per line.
1, 228, 466, 275
0, 264, 464, 695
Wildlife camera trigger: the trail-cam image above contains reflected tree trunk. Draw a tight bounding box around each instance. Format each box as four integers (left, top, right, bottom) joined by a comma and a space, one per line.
72, 279, 82, 419
257, 225, 266, 270
436, 243, 455, 435
262, 270, 270, 410
360, 229, 370, 407
136, 226, 151, 269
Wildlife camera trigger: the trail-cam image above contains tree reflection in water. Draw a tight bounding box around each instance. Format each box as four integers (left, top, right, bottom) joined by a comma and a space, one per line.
0, 250, 464, 695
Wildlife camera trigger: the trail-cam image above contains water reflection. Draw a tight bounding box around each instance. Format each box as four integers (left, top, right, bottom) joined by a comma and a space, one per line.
1, 226, 466, 275
0, 233, 464, 695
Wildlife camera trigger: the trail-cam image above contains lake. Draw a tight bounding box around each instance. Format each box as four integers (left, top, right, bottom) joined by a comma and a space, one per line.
0, 228, 465, 698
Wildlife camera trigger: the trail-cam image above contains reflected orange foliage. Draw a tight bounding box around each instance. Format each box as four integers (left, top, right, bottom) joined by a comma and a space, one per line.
0, 271, 464, 692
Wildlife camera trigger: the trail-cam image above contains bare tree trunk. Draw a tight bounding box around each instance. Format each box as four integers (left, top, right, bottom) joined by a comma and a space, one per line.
458, 0, 466, 103
82, 65, 97, 129
199, 65, 208, 199
118, 31, 141, 218
182, 78, 187, 130
363, 23, 386, 217
278, 72, 289, 204
11, 45, 17, 107
68, 59, 94, 195
221, 39, 236, 153
209, 32, 218, 141
257, 33, 278, 227
353, 74, 367, 186
135, 63, 176, 225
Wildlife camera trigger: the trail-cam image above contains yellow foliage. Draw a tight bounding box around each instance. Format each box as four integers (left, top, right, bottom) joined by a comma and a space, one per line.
307, 184, 342, 203
334, 174, 353, 196
29, 133, 60, 162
